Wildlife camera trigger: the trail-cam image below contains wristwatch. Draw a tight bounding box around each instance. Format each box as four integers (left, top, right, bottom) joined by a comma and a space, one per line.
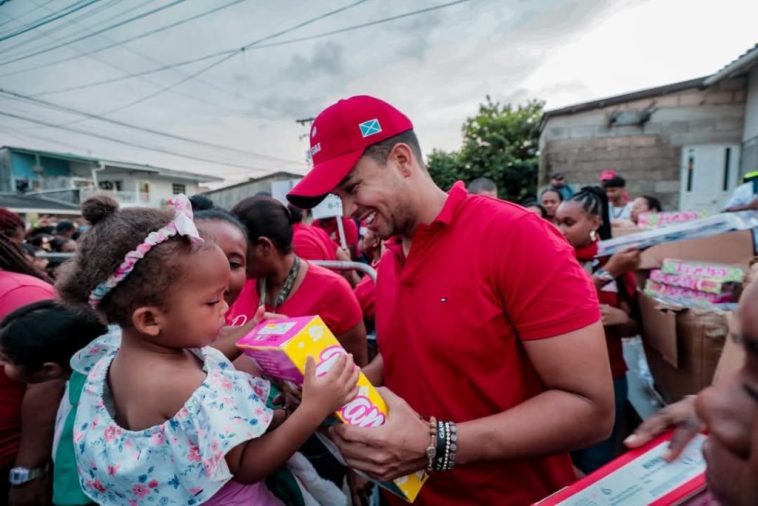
9, 466, 46, 486
593, 268, 615, 285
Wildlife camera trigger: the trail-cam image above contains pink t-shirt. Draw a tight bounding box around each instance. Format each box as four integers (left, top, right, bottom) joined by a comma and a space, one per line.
0, 272, 55, 468
228, 263, 362, 337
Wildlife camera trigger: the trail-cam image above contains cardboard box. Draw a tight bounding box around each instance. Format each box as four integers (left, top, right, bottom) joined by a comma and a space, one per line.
639, 230, 756, 270
599, 213, 757, 258
534, 432, 707, 505
237, 316, 427, 503
639, 292, 729, 403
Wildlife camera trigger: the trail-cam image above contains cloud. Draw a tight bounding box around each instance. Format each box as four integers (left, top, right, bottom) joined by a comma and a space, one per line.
284, 40, 345, 81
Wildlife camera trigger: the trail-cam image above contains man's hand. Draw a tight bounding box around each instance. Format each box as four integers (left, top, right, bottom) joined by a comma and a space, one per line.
624, 395, 702, 462
330, 387, 427, 481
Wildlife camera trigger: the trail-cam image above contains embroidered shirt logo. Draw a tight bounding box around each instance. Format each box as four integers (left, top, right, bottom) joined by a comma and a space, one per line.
358, 119, 382, 138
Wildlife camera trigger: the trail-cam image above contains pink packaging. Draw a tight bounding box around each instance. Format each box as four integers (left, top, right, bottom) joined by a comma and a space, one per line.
644, 280, 721, 303
649, 269, 726, 294
660, 259, 744, 283
638, 211, 706, 229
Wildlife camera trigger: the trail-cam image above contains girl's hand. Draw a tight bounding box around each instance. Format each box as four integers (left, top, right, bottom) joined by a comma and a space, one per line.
604, 248, 640, 277
600, 304, 629, 326
301, 354, 359, 418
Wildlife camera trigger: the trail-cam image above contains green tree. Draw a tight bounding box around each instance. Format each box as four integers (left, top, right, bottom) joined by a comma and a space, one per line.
427, 96, 543, 202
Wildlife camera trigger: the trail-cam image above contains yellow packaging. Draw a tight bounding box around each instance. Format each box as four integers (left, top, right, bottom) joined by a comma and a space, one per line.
237, 315, 427, 502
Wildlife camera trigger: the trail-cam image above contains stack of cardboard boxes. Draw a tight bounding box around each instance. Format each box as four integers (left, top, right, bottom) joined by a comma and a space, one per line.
636, 230, 756, 403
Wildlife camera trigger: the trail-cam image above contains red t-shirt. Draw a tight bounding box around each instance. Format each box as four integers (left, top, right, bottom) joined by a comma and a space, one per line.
292, 223, 337, 261
353, 275, 375, 323
228, 262, 362, 337
375, 182, 601, 505
313, 217, 359, 257
0, 272, 56, 469
576, 243, 632, 379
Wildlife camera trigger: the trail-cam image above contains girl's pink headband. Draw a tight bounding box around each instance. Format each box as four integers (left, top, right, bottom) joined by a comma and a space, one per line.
88, 195, 203, 308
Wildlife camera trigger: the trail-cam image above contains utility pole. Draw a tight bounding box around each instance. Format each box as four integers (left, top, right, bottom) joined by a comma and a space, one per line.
295, 117, 316, 165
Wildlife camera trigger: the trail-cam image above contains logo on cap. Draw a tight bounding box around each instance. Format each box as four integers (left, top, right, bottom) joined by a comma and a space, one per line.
359, 119, 382, 138
311, 126, 317, 138
310, 143, 321, 156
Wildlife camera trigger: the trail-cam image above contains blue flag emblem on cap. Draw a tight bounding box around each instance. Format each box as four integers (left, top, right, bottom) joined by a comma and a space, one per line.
359, 119, 382, 138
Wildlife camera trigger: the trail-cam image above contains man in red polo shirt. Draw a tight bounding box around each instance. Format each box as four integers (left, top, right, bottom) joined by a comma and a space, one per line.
287, 96, 614, 505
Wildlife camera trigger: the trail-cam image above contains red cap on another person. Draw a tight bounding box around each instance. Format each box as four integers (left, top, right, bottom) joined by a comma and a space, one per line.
287, 95, 413, 209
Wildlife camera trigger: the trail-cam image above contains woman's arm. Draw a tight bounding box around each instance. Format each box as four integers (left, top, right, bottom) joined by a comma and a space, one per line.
336, 322, 368, 367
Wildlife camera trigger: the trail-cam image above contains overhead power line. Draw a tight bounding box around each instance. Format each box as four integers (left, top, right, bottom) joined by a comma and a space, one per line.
0, 0, 246, 79
0, 0, 57, 30
16, 0, 262, 122
0, 0, 187, 66
0, 87, 305, 164
0, 109, 274, 173
21, 0, 468, 98
59, 0, 370, 125
0, 0, 101, 43
1, 0, 129, 58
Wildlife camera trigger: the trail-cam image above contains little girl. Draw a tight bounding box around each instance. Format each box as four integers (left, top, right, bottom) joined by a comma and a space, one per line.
56, 195, 359, 505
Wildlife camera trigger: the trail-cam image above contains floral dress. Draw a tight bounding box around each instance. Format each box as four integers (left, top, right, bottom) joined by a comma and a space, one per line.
72, 336, 279, 505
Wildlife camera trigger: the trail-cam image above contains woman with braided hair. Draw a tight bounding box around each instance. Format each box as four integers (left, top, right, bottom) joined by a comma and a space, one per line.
0, 233, 61, 505
555, 186, 641, 474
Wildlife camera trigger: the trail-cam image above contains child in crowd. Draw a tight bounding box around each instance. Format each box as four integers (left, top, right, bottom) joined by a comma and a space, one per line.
56, 195, 359, 505
555, 187, 640, 473
0, 300, 105, 385
0, 301, 107, 506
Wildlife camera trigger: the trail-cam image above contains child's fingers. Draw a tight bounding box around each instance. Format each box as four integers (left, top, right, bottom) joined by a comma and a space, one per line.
304, 356, 316, 380
337, 354, 356, 383
344, 359, 360, 389
344, 385, 359, 402
326, 353, 348, 379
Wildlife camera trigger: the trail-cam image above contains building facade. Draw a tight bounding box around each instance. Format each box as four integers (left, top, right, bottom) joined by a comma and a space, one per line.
539, 45, 758, 213
0, 146, 222, 211
202, 171, 304, 210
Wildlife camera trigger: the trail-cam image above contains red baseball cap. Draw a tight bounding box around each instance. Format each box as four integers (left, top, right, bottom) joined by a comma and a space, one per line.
287, 95, 413, 209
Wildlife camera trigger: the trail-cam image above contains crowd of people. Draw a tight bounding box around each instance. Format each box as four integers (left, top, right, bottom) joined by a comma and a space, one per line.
0, 94, 753, 506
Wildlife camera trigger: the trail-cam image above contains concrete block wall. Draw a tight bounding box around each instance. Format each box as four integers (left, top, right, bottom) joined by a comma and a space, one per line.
539, 78, 747, 210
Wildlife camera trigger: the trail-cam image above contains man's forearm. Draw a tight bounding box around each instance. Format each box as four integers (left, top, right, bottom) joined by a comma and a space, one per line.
15, 380, 65, 468
455, 389, 613, 466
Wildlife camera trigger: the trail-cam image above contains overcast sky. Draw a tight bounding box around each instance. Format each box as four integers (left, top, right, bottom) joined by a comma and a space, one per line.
0, 0, 756, 188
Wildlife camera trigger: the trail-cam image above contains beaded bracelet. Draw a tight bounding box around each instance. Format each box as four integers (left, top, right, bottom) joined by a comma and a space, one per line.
425, 417, 437, 473
432, 420, 458, 472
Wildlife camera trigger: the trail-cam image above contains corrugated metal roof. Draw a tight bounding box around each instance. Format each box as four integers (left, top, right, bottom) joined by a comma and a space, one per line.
539, 77, 706, 131
203, 171, 304, 195
703, 43, 758, 86
0, 193, 80, 214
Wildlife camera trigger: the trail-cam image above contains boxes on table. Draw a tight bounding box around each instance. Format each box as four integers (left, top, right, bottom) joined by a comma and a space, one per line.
236, 315, 427, 503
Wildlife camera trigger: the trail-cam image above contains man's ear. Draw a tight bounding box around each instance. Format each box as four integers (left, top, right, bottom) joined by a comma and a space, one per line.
389, 143, 414, 178
132, 306, 164, 337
